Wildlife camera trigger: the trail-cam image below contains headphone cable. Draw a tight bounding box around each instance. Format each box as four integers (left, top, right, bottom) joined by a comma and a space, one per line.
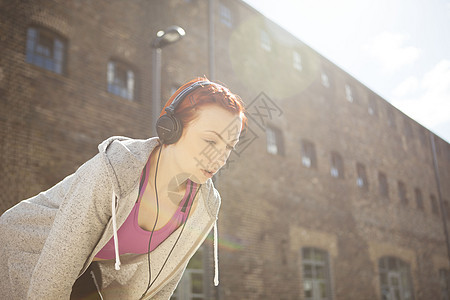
148, 183, 201, 288
140, 145, 162, 299
140, 145, 202, 299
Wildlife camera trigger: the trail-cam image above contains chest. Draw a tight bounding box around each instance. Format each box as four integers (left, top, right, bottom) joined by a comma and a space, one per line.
137, 186, 197, 231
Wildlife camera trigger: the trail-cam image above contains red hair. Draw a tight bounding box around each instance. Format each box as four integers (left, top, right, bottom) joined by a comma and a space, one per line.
159, 77, 247, 130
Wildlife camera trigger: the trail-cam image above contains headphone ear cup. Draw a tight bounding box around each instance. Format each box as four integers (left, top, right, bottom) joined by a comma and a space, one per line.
156, 114, 183, 145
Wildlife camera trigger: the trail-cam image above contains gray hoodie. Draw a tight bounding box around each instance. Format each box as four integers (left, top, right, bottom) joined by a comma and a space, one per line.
0, 136, 221, 299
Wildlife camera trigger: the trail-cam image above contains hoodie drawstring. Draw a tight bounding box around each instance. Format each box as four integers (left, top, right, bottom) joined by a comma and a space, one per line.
111, 191, 121, 270
111, 181, 218, 286
213, 220, 219, 286
90, 270, 104, 300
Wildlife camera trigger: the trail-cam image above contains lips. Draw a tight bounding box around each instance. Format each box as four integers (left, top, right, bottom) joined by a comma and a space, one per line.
202, 169, 214, 178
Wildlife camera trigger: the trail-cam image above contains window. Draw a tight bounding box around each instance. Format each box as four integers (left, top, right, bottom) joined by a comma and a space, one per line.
321, 72, 330, 88
368, 94, 378, 116
356, 163, 368, 189
435, 138, 442, 156
301, 248, 333, 300
266, 125, 284, 155
107, 60, 135, 100
171, 247, 205, 300
293, 51, 302, 71
398, 181, 408, 205
445, 200, 450, 219
260, 30, 271, 52
330, 152, 344, 178
379, 256, 414, 300
345, 84, 353, 102
440, 268, 450, 300
403, 119, 413, 139
418, 127, 428, 147
26, 26, 66, 74
431, 194, 439, 215
219, 3, 232, 27
301, 140, 317, 168
387, 107, 396, 129
378, 172, 389, 198
414, 188, 424, 210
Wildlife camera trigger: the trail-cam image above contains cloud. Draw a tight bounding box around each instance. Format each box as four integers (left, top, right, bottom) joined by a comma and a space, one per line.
390, 59, 450, 142
363, 32, 421, 72
391, 76, 419, 98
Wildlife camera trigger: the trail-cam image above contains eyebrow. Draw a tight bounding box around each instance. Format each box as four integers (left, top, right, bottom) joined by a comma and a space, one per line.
206, 130, 239, 145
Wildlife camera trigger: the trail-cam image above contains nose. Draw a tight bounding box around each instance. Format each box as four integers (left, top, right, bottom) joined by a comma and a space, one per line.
212, 147, 232, 172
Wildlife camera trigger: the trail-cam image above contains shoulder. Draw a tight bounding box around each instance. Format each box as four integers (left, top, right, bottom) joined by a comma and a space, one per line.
97, 136, 160, 197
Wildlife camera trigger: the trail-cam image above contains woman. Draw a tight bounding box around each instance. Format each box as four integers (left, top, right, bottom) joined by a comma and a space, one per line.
0, 78, 247, 299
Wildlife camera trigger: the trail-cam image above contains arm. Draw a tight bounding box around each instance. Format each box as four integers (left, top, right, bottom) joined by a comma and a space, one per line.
27, 153, 114, 299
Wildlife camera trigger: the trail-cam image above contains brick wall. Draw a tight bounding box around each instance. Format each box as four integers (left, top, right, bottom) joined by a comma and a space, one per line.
1, 0, 449, 299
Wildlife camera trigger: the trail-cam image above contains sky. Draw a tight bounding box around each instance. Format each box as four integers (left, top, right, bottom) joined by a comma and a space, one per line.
241, 0, 450, 143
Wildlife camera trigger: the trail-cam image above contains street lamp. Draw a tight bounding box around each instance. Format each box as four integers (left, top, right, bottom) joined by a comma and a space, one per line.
151, 25, 186, 136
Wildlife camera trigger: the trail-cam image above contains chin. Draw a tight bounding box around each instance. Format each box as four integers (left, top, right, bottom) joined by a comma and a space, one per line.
188, 173, 207, 185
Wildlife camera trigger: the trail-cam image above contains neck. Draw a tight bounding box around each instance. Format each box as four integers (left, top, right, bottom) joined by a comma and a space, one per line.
149, 144, 188, 200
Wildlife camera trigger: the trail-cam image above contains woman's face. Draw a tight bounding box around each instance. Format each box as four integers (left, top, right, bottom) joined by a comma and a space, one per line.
168, 104, 242, 184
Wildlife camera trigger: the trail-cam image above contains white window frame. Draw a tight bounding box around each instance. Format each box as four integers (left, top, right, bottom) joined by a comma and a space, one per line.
266, 126, 278, 155
26, 27, 66, 74
301, 140, 316, 168
293, 51, 302, 71
345, 84, 353, 102
379, 256, 414, 300
260, 30, 271, 52
368, 95, 378, 116
107, 60, 135, 101
330, 152, 343, 178
301, 247, 333, 300
356, 163, 368, 188
219, 3, 232, 28
321, 72, 330, 88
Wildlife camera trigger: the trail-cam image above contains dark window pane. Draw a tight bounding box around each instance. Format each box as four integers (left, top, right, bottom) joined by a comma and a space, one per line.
415, 188, 424, 210
303, 264, 313, 278
316, 265, 325, 279
379, 172, 389, 198
191, 273, 203, 294
303, 248, 312, 260
319, 281, 328, 297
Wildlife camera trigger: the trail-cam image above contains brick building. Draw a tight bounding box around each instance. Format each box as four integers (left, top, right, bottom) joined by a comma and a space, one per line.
1, 0, 449, 299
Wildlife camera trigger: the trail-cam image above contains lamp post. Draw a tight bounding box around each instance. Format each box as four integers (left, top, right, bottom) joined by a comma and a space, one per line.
151, 25, 186, 136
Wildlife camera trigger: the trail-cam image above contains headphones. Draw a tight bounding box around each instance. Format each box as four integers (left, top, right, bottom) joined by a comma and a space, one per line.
156, 80, 214, 144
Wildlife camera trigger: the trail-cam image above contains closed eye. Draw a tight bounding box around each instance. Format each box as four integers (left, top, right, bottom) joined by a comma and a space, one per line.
204, 139, 216, 145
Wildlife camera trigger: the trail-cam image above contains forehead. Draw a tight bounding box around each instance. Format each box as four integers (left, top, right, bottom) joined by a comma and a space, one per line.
189, 105, 242, 140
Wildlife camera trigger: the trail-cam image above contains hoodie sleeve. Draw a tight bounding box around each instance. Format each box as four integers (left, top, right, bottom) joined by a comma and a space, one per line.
27, 152, 114, 299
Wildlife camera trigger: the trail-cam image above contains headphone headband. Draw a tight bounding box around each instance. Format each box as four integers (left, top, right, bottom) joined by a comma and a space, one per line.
164, 80, 214, 115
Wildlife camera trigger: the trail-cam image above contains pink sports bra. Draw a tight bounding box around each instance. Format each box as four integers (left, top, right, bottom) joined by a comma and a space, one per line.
94, 158, 199, 260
